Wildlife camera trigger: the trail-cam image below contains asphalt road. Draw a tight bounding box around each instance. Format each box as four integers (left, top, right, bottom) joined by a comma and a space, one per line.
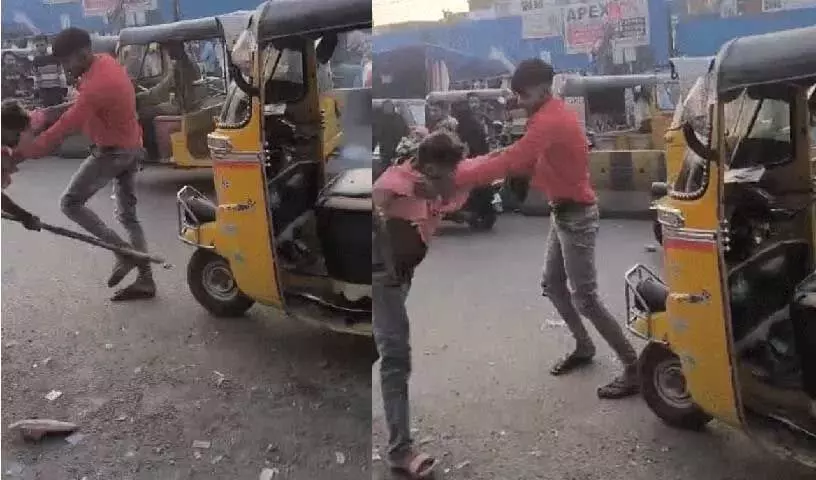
371, 214, 816, 480
1, 158, 373, 480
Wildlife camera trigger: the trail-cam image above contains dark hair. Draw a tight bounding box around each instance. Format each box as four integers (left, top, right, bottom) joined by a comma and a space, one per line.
416, 131, 465, 168
1, 100, 31, 133
52, 27, 91, 59
511, 58, 554, 93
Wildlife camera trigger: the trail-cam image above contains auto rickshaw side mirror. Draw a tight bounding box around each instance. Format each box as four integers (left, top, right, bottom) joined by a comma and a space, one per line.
651, 181, 668, 199
681, 122, 716, 162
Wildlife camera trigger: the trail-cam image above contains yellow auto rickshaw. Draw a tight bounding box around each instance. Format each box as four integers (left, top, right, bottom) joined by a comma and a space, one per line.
176, 0, 372, 336
118, 11, 252, 168
625, 25, 816, 467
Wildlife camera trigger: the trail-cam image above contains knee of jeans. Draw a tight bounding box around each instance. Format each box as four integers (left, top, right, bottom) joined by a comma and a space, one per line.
59, 193, 79, 215
115, 207, 139, 226
376, 335, 411, 363
571, 290, 600, 316
541, 275, 569, 298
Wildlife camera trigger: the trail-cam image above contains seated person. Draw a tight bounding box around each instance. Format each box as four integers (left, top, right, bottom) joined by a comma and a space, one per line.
136, 40, 201, 158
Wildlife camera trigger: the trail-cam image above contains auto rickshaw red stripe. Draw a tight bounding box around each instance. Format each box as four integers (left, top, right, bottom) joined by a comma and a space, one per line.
663, 236, 717, 252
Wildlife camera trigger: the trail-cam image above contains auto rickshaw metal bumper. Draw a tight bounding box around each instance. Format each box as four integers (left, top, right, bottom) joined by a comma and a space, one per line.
176, 185, 218, 249
624, 264, 670, 341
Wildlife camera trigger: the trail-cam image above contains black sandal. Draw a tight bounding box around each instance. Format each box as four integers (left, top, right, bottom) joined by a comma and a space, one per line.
111, 284, 156, 302
597, 375, 640, 399
550, 352, 594, 376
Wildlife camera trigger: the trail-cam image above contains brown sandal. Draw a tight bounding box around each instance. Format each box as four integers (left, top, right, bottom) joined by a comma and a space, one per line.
388, 451, 438, 479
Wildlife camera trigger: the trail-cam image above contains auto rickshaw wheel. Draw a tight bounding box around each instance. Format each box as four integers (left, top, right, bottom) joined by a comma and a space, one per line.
640, 342, 712, 431
187, 249, 255, 318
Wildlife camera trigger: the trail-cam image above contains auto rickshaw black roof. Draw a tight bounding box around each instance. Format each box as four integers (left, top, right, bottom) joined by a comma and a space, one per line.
91, 35, 119, 55
558, 73, 675, 97
715, 25, 816, 99
426, 88, 514, 103
118, 11, 252, 46
256, 0, 371, 42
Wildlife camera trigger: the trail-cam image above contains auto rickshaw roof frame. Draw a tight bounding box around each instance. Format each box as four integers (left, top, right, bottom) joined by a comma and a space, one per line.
118, 11, 254, 46
714, 25, 816, 101
558, 73, 677, 97
425, 88, 514, 104
256, 0, 371, 43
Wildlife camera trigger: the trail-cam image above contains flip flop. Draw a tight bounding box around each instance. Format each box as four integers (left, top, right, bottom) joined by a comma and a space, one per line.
111, 284, 156, 302
550, 352, 594, 376
387, 451, 438, 479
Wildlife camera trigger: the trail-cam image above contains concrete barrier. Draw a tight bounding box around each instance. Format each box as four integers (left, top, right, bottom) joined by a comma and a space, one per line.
520, 149, 665, 218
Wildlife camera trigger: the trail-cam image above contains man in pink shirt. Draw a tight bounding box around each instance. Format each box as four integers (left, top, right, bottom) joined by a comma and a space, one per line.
14, 28, 155, 301
455, 59, 639, 399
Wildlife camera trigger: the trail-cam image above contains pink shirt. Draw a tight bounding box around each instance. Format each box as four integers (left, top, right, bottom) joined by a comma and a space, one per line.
20, 54, 142, 159
373, 162, 469, 244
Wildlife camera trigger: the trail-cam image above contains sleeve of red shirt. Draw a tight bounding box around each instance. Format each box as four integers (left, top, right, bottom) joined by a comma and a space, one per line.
453, 115, 552, 188
18, 90, 94, 159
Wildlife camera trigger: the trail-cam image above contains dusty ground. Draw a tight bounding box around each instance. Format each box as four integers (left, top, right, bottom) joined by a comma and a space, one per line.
371, 214, 816, 480
2, 159, 374, 480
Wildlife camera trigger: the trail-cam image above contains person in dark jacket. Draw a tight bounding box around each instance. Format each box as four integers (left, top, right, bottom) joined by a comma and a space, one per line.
375, 100, 409, 163
454, 92, 490, 156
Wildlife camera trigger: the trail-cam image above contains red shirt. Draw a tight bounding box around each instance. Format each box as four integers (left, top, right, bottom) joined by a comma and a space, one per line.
20, 54, 142, 159
454, 97, 596, 205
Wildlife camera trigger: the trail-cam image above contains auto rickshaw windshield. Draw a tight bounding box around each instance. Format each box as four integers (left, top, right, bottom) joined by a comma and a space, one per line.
722, 90, 792, 167
671, 74, 714, 137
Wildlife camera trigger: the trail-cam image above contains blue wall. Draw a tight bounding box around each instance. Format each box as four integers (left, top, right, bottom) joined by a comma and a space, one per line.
373, 0, 671, 72
674, 9, 816, 56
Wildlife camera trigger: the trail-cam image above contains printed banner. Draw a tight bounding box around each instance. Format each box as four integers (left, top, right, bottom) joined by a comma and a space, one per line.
520, 0, 563, 39
762, 0, 816, 11
82, 0, 154, 17
563, 0, 650, 54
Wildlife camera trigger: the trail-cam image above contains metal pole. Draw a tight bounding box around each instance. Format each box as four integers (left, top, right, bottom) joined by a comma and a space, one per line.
173, 0, 181, 21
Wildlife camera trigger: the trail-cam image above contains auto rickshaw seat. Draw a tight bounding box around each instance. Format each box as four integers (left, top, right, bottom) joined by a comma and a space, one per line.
185, 195, 217, 224
635, 277, 669, 313
728, 240, 812, 342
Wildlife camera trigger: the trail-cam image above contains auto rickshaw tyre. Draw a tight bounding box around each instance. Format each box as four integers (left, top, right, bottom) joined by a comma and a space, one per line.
639, 342, 713, 431
468, 211, 497, 231
187, 249, 255, 318
653, 219, 663, 245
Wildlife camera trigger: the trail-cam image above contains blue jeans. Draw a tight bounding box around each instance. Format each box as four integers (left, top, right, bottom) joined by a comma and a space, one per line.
373, 221, 414, 461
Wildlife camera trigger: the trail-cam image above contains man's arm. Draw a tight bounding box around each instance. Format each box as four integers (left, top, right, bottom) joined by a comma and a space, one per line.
17, 91, 94, 159
136, 70, 174, 106
454, 117, 552, 188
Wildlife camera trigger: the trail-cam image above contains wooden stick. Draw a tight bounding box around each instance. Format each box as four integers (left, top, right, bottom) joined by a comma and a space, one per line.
2, 211, 168, 265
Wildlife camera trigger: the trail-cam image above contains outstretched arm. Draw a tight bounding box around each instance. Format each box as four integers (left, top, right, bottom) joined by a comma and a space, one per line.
453, 118, 552, 188
16, 90, 95, 159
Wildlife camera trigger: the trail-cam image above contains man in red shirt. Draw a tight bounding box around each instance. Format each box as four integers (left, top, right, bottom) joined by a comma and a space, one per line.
455, 59, 639, 399
14, 28, 156, 301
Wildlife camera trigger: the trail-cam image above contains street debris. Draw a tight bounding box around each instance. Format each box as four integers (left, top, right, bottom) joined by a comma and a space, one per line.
65, 432, 87, 446
542, 319, 567, 329
213, 370, 227, 387
335, 451, 347, 465
645, 244, 659, 252
104, 343, 114, 350
44, 390, 63, 402
418, 436, 434, 446
211, 455, 224, 465
192, 440, 211, 449
9, 419, 78, 442
371, 448, 382, 461
259, 467, 280, 479
193, 451, 202, 460
42, 357, 52, 367
133, 366, 143, 374
454, 460, 471, 470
